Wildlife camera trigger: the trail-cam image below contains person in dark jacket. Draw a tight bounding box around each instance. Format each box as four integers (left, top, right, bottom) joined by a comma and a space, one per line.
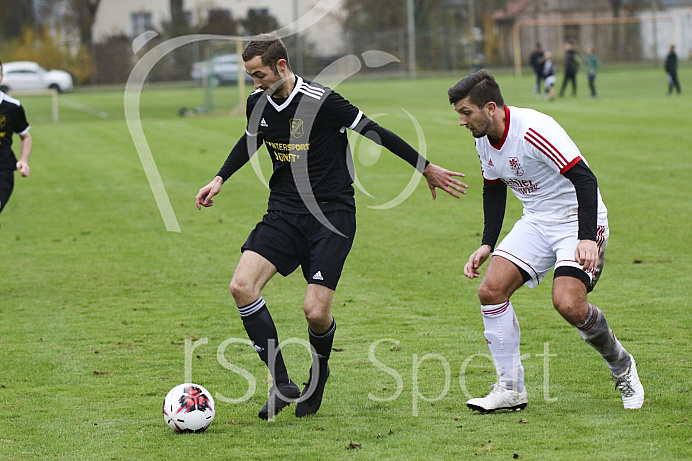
559, 42, 581, 97
529, 43, 545, 95
665, 44, 681, 95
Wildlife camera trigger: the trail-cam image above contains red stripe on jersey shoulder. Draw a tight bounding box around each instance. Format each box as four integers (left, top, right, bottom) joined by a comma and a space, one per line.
524, 128, 569, 169
560, 156, 582, 175
489, 106, 511, 150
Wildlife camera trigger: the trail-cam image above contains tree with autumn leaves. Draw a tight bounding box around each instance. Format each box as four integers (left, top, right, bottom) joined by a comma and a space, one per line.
0, 0, 100, 84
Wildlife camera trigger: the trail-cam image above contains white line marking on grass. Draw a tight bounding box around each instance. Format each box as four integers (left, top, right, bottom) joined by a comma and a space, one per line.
59, 100, 108, 118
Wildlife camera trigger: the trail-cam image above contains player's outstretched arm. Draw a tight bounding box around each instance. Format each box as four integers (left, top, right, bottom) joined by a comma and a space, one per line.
464, 245, 492, 279
422, 163, 468, 199
196, 176, 224, 210
352, 118, 466, 198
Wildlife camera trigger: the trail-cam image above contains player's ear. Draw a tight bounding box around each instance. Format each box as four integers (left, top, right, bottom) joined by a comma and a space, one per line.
484, 101, 497, 116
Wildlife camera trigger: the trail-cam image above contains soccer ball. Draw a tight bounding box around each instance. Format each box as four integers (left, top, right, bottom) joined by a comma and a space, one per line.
163, 383, 215, 433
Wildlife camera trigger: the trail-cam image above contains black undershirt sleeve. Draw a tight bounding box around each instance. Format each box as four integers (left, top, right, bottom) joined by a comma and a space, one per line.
481, 180, 507, 251
563, 159, 598, 241
216, 133, 264, 181
353, 117, 430, 174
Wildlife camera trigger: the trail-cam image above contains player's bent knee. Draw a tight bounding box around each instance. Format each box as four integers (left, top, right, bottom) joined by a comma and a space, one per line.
303, 309, 320, 325
552, 292, 589, 325
303, 302, 331, 327
229, 277, 258, 304
552, 295, 576, 313
303, 305, 326, 322
477, 282, 507, 306
553, 302, 589, 325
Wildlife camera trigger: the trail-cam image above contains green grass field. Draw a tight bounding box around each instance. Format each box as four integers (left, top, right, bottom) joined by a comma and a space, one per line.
1, 64, 691, 460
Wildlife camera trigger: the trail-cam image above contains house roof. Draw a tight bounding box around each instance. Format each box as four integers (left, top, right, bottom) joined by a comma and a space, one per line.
492, 0, 537, 21
494, 0, 692, 23
659, 0, 692, 6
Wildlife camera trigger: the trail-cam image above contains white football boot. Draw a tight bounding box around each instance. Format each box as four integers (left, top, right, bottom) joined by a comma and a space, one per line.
466, 382, 528, 413
613, 354, 644, 409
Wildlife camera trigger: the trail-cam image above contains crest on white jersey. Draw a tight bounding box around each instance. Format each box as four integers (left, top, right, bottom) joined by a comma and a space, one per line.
508, 157, 524, 176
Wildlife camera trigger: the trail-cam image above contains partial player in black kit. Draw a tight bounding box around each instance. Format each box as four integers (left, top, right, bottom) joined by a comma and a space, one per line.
196, 34, 468, 420
0, 58, 33, 220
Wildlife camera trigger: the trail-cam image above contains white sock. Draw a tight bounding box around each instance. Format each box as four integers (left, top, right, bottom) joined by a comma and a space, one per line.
481, 301, 525, 392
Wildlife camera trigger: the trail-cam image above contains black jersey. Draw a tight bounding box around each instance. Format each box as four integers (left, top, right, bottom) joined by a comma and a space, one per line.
0, 92, 30, 170
217, 76, 428, 214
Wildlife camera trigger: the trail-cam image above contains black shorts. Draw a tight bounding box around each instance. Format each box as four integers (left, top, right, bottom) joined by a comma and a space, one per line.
242, 210, 356, 290
0, 169, 15, 214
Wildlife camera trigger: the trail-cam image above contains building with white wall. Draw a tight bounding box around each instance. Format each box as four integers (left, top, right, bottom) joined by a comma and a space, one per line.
638, 0, 692, 60
92, 0, 345, 57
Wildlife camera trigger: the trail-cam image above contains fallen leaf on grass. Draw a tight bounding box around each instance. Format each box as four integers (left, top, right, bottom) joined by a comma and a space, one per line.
346, 441, 361, 450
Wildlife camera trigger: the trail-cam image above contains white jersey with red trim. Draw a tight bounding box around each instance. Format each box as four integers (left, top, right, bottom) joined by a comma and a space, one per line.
476, 105, 607, 225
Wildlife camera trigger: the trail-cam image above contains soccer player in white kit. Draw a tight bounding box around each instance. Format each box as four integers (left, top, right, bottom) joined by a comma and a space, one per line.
448, 70, 644, 411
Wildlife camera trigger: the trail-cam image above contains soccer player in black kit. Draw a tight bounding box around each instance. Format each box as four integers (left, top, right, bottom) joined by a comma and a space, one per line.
196, 34, 468, 420
0, 59, 33, 220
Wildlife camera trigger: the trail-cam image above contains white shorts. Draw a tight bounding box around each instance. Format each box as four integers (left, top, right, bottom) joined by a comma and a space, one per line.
494, 218, 609, 290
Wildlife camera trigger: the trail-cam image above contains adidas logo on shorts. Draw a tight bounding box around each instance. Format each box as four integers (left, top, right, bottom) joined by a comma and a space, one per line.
312, 271, 324, 281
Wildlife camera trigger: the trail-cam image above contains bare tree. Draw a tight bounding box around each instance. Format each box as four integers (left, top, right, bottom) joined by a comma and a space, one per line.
72, 0, 100, 45
200, 9, 240, 36
169, 0, 189, 37
240, 9, 278, 35
0, 0, 34, 41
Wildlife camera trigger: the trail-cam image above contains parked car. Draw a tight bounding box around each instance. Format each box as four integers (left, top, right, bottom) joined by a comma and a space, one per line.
190, 54, 252, 86
0, 61, 74, 93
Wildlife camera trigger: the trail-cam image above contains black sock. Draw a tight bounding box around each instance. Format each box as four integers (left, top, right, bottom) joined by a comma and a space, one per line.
238, 297, 290, 385
308, 320, 336, 377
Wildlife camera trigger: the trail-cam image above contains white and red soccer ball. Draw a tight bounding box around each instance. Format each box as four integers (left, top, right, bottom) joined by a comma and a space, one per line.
163, 383, 215, 433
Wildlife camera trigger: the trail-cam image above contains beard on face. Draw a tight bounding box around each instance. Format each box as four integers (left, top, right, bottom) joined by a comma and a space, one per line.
470, 117, 491, 138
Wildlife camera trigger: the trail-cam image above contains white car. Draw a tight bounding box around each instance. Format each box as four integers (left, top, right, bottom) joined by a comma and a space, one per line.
191, 54, 252, 86
0, 61, 74, 93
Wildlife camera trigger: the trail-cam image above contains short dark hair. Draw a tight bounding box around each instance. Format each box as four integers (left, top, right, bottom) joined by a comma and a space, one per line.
242, 33, 291, 74
448, 69, 504, 109
0, 57, 3, 74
